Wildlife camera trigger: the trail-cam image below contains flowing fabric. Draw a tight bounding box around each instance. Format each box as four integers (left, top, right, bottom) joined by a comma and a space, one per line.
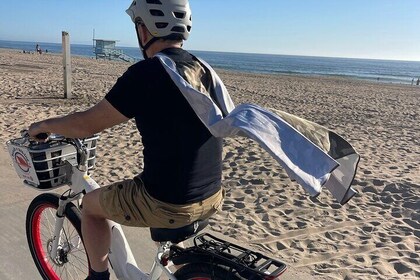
156, 54, 359, 205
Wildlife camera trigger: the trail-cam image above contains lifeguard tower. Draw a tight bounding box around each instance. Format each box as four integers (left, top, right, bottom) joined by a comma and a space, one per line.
93, 39, 136, 63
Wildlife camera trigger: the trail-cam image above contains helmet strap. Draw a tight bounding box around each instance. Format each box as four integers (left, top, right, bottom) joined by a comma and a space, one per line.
135, 25, 159, 59
142, 37, 159, 58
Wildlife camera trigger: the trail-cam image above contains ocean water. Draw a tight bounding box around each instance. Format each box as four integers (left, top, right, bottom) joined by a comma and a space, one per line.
1, 39, 420, 85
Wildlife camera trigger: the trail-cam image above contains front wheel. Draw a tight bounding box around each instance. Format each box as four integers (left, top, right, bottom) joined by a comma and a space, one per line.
174, 263, 243, 280
26, 193, 90, 280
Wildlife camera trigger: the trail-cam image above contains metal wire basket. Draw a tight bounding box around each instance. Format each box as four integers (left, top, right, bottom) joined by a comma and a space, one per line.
7, 136, 99, 190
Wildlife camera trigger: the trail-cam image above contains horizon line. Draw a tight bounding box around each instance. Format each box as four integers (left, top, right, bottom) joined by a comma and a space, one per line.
1, 38, 420, 63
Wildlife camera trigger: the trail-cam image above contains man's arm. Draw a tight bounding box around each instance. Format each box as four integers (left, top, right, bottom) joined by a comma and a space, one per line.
28, 99, 129, 139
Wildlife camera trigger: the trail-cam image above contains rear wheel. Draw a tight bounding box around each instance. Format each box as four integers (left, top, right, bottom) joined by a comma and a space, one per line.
174, 263, 243, 280
26, 193, 90, 280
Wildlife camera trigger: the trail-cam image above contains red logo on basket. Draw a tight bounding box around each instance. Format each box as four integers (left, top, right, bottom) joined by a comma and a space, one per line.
15, 152, 30, 172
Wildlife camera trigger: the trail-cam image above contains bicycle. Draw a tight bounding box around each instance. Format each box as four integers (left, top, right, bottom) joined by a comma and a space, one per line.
7, 132, 287, 280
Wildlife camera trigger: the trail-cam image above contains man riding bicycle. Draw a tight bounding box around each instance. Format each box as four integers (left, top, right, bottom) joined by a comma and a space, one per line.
29, 1, 225, 279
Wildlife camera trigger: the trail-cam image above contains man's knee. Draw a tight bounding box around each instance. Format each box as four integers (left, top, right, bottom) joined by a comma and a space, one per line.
82, 189, 106, 218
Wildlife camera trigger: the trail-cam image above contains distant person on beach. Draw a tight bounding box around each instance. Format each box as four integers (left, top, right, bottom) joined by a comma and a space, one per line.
35, 44, 42, 54
28, 1, 224, 279
412, 78, 415, 86
417, 78, 420, 86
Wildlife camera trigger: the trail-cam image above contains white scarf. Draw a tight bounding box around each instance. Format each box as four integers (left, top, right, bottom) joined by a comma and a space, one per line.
156, 54, 359, 205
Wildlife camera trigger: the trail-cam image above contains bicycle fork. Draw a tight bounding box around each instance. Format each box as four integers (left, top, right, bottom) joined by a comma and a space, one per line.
49, 192, 83, 264
49, 195, 69, 262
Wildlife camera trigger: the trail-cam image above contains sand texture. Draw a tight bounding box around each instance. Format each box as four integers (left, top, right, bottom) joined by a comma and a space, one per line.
0, 48, 419, 279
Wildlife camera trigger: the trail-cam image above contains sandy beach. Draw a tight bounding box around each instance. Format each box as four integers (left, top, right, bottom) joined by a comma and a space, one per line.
0, 48, 419, 279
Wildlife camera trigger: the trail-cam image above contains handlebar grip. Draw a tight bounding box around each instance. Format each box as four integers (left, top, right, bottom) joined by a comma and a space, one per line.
35, 133, 49, 140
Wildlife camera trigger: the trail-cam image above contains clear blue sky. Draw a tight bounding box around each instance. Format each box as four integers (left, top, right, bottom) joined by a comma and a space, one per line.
1, 0, 420, 61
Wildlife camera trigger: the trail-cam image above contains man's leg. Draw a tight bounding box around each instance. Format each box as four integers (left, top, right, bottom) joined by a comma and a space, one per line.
82, 189, 111, 273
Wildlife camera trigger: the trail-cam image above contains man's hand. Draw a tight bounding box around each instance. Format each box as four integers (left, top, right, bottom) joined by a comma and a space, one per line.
28, 121, 50, 142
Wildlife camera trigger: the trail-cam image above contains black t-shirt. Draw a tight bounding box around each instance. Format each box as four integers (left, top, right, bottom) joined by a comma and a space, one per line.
105, 48, 222, 204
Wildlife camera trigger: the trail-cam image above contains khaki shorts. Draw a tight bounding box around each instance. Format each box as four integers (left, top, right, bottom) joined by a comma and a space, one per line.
99, 176, 224, 228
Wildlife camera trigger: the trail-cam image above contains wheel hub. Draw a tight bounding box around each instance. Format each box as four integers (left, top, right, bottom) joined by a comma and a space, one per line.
46, 238, 69, 266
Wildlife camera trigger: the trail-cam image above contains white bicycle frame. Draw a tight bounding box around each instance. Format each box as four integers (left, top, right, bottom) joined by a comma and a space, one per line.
52, 164, 178, 280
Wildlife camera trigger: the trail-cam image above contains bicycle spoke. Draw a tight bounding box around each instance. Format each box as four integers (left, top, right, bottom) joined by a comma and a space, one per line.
43, 209, 55, 233
70, 252, 88, 266
68, 258, 86, 279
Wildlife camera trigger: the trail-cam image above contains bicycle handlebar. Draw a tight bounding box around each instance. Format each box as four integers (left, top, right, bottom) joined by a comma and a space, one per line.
20, 129, 66, 142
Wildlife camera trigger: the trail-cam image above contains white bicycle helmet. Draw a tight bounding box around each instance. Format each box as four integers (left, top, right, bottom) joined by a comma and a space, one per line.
126, 0, 192, 41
